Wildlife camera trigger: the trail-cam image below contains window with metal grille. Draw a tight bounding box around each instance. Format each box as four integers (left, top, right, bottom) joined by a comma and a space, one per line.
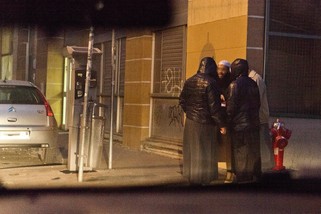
101, 38, 126, 97
266, 0, 321, 118
151, 26, 186, 141
153, 26, 185, 96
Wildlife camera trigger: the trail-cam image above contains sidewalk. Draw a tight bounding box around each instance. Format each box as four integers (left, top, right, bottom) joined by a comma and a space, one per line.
0, 142, 228, 189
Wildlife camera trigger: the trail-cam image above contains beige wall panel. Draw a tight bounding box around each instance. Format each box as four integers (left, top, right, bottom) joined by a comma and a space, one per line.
187, 17, 248, 53
188, 0, 248, 26
124, 83, 150, 104
47, 56, 64, 81
123, 105, 150, 127
45, 38, 64, 127
46, 69, 63, 83
46, 83, 63, 100
123, 34, 153, 148
126, 29, 152, 38
125, 60, 152, 82
126, 36, 153, 60
123, 126, 149, 148
215, 48, 247, 62
186, 16, 248, 78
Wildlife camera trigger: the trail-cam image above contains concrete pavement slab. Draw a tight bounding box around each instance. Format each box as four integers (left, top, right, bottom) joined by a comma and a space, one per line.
0, 142, 227, 189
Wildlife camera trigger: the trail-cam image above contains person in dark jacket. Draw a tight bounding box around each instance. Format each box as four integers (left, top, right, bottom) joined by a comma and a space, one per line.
226, 58, 261, 183
179, 57, 226, 185
217, 60, 233, 183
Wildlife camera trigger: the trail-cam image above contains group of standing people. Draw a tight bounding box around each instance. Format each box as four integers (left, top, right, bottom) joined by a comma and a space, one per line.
179, 57, 272, 185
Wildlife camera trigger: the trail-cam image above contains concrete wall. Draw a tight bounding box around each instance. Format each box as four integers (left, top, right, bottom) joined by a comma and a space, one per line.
186, 0, 248, 78
123, 31, 153, 148
246, 0, 265, 75
46, 37, 64, 127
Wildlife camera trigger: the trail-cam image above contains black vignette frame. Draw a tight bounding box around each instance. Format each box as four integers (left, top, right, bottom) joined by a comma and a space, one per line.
0, 0, 172, 33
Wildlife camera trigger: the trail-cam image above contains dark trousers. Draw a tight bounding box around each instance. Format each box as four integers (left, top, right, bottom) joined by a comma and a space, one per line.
231, 129, 261, 182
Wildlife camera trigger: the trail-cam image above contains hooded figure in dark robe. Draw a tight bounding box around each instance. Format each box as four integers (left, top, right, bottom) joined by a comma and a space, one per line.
226, 58, 261, 183
179, 57, 226, 185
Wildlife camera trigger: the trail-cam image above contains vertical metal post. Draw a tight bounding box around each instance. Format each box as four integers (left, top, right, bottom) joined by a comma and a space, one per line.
109, 29, 115, 169
78, 26, 94, 182
263, 0, 270, 81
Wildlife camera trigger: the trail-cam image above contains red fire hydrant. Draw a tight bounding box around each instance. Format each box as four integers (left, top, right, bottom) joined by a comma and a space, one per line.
270, 119, 292, 171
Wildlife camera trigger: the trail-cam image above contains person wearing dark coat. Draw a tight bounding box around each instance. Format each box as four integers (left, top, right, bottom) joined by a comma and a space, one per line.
217, 60, 233, 183
226, 58, 261, 183
179, 57, 226, 185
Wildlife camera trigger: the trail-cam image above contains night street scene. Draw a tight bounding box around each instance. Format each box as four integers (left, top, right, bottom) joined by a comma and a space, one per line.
0, 0, 321, 213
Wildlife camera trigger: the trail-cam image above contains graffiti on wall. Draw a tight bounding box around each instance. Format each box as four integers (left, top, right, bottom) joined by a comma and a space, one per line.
161, 67, 182, 94
150, 67, 185, 139
168, 104, 184, 128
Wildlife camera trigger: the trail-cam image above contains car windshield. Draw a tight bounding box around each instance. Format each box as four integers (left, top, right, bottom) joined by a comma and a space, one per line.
0, 86, 43, 105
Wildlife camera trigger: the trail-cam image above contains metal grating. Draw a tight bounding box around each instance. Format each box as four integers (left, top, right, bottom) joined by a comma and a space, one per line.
266, 0, 321, 118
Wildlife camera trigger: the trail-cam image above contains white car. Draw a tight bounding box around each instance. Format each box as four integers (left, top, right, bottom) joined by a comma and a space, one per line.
0, 80, 58, 163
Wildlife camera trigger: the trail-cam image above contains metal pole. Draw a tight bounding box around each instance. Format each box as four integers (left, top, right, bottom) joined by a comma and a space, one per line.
263, 0, 270, 81
78, 26, 94, 182
109, 29, 115, 169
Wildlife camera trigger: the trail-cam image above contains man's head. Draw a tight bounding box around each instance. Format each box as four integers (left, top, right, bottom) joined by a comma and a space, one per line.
230, 58, 249, 81
217, 60, 230, 79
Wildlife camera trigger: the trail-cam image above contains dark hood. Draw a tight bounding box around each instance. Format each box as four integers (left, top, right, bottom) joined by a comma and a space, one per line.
230, 58, 249, 81
197, 57, 218, 79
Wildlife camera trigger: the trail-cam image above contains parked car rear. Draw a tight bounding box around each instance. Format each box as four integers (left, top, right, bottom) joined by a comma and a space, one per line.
0, 80, 58, 163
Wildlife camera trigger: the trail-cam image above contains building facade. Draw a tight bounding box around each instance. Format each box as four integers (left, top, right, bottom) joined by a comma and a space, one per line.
1, 1, 320, 168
